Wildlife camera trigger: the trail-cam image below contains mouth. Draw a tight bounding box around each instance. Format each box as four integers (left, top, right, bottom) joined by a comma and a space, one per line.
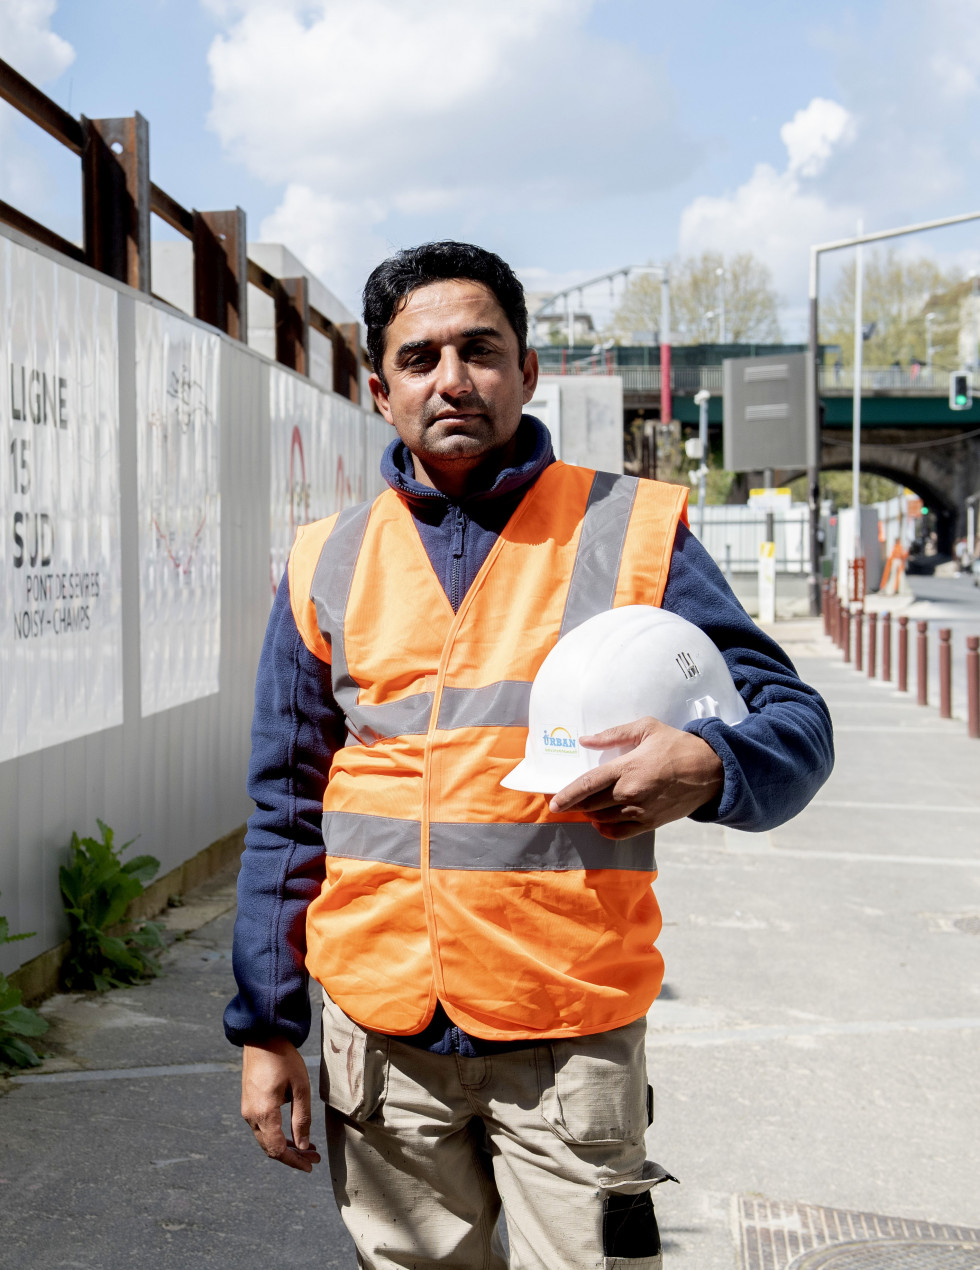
430, 411, 485, 426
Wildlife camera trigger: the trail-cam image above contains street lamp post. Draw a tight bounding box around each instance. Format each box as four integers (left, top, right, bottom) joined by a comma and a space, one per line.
694, 388, 710, 543
925, 311, 936, 377
806, 206, 980, 616
852, 221, 864, 583
716, 266, 726, 344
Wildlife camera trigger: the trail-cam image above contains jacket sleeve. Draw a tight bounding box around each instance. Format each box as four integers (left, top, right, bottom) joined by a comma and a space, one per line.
223, 570, 346, 1047
661, 522, 834, 832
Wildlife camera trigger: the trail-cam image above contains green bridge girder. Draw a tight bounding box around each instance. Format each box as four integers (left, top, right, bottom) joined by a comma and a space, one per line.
670, 392, 980, 429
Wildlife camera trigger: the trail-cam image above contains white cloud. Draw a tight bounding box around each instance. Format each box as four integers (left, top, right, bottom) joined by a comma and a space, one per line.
0, 2, 76, 237
0, 0, 75, 81
206, 0, 695, 307
258, 184, 388, 304
678, 98, 858, 308
781, 98, 854, 179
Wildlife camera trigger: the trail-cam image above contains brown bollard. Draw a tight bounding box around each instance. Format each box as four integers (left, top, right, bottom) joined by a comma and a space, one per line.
939, 628, 952, 719
881, 612, 892, 681
917, 620, 928, 706
843, 606, 852, 663
867, 611, 877, 679
967, 636, 979, 739
854, 607, 864, 672
897, 616, 909, 692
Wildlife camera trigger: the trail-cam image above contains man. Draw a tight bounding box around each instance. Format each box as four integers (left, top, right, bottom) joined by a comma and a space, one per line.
225, 241, 833, 1269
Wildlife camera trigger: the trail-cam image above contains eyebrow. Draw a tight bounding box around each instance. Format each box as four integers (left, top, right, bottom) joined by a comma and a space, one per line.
394, 327, 505, 361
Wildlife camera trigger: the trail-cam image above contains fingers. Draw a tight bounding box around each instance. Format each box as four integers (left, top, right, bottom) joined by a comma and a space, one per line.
579, 718, 655, 749
550, 764, 620, 813
291, 1073, 313, 1152
247, 1110, 321, 1173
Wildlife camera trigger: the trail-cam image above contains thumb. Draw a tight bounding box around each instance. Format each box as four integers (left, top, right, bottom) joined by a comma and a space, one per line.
290, 1070, 312, 1150
580, 718, 652, 749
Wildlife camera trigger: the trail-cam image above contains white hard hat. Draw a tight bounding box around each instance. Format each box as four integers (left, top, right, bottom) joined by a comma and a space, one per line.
501, 605, 748, 795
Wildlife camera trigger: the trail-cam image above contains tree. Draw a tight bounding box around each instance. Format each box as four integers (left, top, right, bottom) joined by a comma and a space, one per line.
821, 250, 965, 369
608, 251, 782, 345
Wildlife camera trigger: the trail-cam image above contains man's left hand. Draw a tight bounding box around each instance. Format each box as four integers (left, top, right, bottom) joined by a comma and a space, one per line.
549, 717, 724, 839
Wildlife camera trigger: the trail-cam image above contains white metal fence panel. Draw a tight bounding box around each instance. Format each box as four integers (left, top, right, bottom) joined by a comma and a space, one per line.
690, 503, 811, 573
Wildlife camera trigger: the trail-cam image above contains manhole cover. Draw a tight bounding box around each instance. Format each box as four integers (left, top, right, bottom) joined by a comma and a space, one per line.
953, 916, 980, 936
790, 1241, 980, 1269
738, 1196, 980, 1270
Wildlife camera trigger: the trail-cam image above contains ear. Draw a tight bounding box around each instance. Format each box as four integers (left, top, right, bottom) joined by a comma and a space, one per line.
521, 347, 539, 405
369, 372, 395, 425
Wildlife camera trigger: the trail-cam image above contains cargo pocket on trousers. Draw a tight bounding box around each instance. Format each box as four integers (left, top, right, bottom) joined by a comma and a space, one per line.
600, 1162, 678, 1270
319, 990, 388, 1122
538, 1017, 649, 1145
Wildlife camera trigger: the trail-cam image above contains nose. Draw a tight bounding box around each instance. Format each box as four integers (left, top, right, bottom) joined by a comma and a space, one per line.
434, 347, 474, 399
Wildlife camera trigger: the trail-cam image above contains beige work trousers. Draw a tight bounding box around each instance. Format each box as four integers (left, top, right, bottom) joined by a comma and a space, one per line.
319, 991, 672, 1270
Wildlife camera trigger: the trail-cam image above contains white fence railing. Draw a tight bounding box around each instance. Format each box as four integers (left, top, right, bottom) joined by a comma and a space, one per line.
689, 505, 810, 574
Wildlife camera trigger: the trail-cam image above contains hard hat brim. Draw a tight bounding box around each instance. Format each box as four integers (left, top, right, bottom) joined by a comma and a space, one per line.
499, 759, 580, 796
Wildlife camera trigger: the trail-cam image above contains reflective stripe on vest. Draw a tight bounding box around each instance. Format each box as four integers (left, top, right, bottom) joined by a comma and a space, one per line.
324, 810, 656, 872
297, 460, 688, 1041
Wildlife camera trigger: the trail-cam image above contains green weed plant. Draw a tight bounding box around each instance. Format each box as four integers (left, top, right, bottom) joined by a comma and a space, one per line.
59, 820, 164, 992
0, 895, 49, 1070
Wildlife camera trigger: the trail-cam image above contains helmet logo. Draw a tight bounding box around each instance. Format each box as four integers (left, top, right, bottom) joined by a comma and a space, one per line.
676, 651, 700, 681
542, 726, 578, 753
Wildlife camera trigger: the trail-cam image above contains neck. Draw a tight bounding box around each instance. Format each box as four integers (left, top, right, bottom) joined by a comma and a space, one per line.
410, 433, 521, 501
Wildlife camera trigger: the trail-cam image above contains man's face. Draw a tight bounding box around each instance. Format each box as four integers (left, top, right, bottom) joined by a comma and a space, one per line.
369, 279, 538, 485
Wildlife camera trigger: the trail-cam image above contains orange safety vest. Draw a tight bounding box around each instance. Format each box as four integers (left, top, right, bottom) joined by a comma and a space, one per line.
289, 461, 688, 1041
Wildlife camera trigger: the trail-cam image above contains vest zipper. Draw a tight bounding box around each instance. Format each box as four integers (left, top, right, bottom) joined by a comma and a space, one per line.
449, 505, 466, 612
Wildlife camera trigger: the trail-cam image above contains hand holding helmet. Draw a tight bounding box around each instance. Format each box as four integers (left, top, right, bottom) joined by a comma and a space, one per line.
501, 605, 747, 836
549, 714, 725, 838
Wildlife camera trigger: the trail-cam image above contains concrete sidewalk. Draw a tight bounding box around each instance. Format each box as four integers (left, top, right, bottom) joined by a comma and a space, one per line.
1, 621, 978, 1269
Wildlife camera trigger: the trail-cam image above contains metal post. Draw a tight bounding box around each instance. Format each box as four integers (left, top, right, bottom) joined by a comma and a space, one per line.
337, 322, 362, 404
967, 636, 979, 738
806, 250, 821, 617
660, 266, 672, 431
763, 466, 775, 545
843, 606, 852, 663
854, 607, 864, 672
867, 610, 877, 679
696, 389, 710, 541
275, 276, 310, 375
82, 112, 151, 292
898, 616, 909, 691
882, 611, 892, 681
836, 592, 845, 649
193, 207, 247, 340
917, 621, 928, 706
716, 265, 726, 344
852, 223, 864, 571
939, 628, 952, 718
822, 581, 830, 635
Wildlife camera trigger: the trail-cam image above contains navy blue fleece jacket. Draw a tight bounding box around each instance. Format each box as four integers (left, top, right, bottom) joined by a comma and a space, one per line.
224, 417, 834, 1053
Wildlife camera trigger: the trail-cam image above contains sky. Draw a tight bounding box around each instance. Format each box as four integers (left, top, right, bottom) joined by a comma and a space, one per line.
4, 0, 980, 337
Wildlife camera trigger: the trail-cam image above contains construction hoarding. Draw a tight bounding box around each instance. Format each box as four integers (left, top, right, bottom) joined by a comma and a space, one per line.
0, 237, 123, 761
135, 304, 221, 716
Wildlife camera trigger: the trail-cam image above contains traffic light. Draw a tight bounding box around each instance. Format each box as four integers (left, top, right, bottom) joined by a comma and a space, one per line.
950, 370, 972, 410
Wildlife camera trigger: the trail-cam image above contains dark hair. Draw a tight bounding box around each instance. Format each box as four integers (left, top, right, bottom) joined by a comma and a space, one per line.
363, 241, 528, 386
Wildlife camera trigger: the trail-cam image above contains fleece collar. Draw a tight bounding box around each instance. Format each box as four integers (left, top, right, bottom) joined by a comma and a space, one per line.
380, 414, 555, 510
